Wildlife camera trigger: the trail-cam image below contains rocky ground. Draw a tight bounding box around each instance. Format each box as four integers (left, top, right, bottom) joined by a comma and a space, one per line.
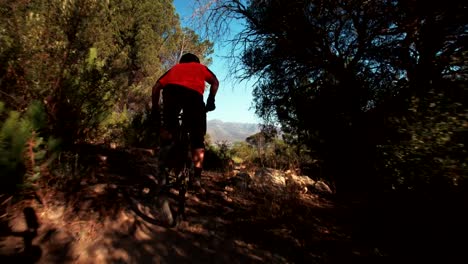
1, 146, 462, 263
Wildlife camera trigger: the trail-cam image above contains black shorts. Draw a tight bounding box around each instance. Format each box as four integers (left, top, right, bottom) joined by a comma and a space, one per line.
162, 84, 206, 149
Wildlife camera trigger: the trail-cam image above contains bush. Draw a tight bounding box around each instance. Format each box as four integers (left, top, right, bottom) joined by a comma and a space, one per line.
204, 140, 233, 172
0, 101, 59, 193
376, 90, 468, 194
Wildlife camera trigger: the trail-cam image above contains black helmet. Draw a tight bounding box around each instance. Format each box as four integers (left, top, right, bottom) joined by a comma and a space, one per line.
179, 53, 200, 63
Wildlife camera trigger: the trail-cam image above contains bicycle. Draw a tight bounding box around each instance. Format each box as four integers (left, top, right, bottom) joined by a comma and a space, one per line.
157, 110, 193, 227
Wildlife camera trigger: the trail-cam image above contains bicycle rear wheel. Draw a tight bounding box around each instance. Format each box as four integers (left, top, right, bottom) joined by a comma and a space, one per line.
125, 178, 176, 228
176, 167, 189, 223
158, 145, 191, 226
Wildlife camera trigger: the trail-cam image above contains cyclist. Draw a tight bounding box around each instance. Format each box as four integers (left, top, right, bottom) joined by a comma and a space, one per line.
152, 52, 219, 193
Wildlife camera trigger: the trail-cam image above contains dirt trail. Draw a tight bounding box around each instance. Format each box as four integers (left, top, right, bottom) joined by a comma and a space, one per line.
1, 146, 380, 263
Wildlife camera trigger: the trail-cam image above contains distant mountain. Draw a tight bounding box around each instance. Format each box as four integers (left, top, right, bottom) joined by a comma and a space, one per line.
207, 119, 260, 143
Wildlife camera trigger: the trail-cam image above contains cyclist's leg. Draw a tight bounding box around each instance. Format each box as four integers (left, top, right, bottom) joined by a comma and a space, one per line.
185, 91, 207, 191
160, 87, 182, 184
162, 87, 182, 141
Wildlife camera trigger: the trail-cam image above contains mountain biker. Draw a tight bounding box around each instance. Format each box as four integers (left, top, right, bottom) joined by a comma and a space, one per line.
152, 52, 219, 193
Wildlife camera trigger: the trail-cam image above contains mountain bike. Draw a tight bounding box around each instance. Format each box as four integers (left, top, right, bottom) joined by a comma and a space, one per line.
157, 110, 193, 227
171, 110, 193, 225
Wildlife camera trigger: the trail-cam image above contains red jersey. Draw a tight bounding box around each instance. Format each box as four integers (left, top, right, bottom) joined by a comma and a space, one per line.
158, 62, 216, 95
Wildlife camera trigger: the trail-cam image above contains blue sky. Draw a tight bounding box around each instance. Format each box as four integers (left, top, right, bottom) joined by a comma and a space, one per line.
173, 0, 260, 124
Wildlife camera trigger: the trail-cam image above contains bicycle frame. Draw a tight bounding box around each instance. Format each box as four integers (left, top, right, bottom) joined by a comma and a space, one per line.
171, 110, 193, 223
156, 108, 194, 226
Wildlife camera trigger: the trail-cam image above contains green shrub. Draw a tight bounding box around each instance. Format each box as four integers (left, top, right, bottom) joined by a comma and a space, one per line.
0, 101, 59, 193
204, 140, 233, 172
376, 91, 468, 193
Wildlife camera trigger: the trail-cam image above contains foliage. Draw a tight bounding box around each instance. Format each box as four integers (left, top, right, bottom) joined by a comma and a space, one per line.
243, 124, 300, 170
230, 141, 256, 166
229, 128, 306, 172
204, 140, 233, 172
0, 101, 59, 193
0, 0, 213, 148
124, 107, 159, 148
98, 106, 132, 147
200, 0, 468, 195
377, 89, 468, 193
0, 0, 216, 199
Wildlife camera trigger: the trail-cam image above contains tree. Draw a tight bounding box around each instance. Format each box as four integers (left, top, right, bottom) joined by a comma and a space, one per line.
192, 0, 467, 194
0, 0, 214, 147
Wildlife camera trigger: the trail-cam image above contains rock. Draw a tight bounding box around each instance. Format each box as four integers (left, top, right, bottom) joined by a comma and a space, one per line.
313, 181, 333, 194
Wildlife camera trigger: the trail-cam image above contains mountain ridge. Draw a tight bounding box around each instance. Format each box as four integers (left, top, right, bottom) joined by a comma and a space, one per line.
207, 119, 260, 143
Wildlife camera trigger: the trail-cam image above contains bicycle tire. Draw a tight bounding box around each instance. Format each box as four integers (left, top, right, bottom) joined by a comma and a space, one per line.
161, 111, 193, 226
125, 179, 176, 228
175, 138, 192, 224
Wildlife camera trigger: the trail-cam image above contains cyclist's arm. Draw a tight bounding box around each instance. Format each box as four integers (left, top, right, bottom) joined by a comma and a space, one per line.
206, 73, 219, 98
153, 68, 172, 109
152, 81, 163, 109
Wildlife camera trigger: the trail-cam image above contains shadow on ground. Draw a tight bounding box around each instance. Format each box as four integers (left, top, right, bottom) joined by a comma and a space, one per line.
2, 144, 467, 263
